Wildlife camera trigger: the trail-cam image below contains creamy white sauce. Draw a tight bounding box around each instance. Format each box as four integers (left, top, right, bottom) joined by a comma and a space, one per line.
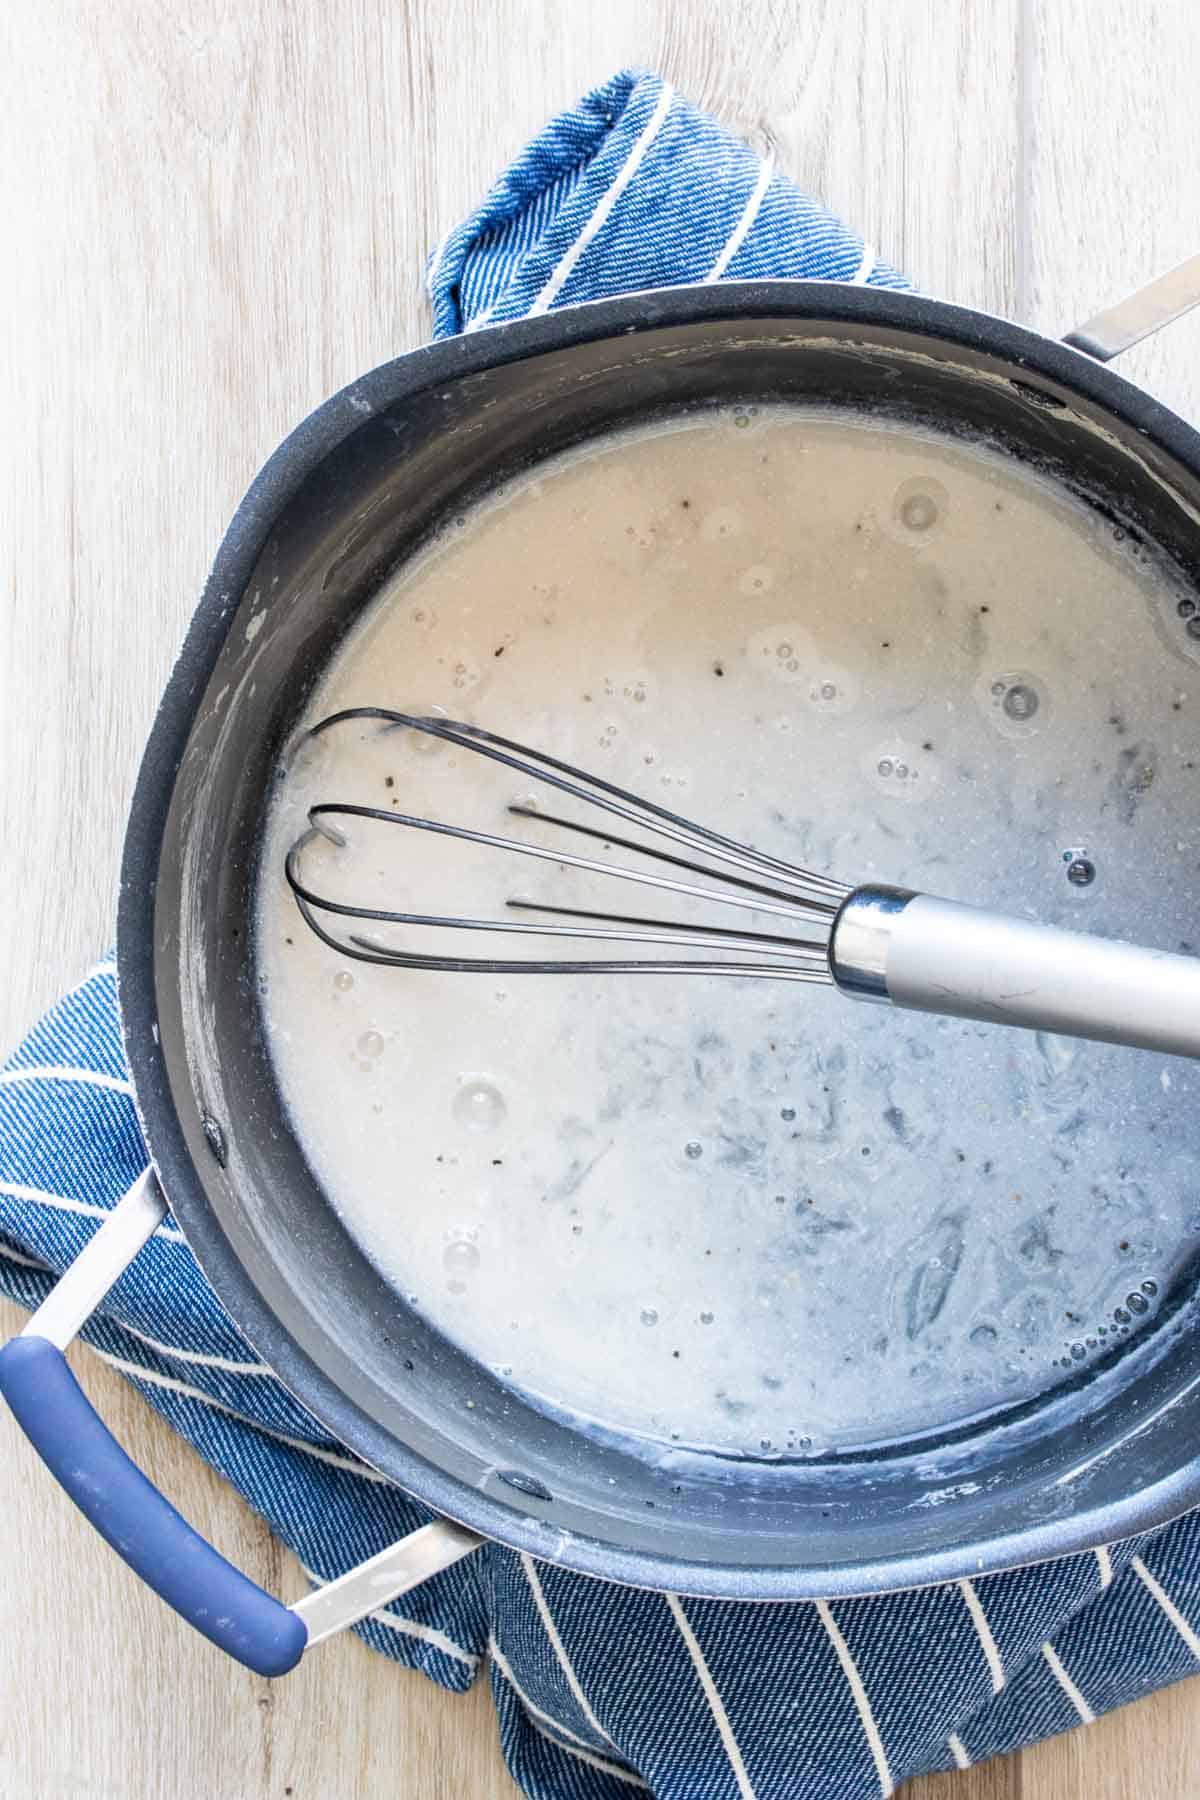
256, 405, 1200, 1457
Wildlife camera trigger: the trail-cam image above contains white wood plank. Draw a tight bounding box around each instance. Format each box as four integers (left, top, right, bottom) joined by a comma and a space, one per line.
1027, 0, 1200, 422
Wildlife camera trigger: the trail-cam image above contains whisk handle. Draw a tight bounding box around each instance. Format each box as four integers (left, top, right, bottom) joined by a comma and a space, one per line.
830, 885, 1200, 1060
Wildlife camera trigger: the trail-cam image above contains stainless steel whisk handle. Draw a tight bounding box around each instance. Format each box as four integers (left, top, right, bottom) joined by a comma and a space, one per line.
830, 885, 1200, 1060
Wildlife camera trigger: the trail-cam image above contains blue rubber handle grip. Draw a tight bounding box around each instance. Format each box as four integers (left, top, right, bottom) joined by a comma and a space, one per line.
0, 1334, 307, 1676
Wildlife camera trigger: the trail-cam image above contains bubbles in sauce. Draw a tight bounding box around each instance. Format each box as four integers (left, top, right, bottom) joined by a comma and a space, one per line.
257, 404, 1198, 1458
443, 1239, 480, 1275
865, 742, 927, 801
738, 564, 774, 596
444, 1236, 481, 1294
1003, 682, 1040, 722
890, 475, 948, 539
981, 670, 1048, 737
452, 1078, 506, 1133
805, 670, 858, 717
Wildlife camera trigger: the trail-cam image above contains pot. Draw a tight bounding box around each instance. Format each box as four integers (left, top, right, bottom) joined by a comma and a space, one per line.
4, 267, 1200, 1678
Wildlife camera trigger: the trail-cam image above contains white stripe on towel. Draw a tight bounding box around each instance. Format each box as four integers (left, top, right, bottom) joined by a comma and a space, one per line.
1042, 1642, 1094, 1724
0, 1245, 265, 1379
705, 155, 775, 281
297, 1560, 478, 1669
364, 1606, 477, 1666
1095, 1545, 1114, 1590
958, 1578, 1005, 1692
0, 1065, 133, 1096
522, 1716, 648, 1791
849, 241, 877, 283
497, 1666, 648, 1796
528, 83, 675, 316
816, 1598, 894, 1797
91, 1350, 390, 1481
667, 1592, 757, 1800
0, 1182, 184, 1243
948, 1733, 971, 1770
520, 1553, 616, 1747
118, 1319, 271, 1376
1132, 1556, 1200, 1660
0, 1240, 286, 1387
0, 1242, 47, 1271
491, 1636, 620, 1756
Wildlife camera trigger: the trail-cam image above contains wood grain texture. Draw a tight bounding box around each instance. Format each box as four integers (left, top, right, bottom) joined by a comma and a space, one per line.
0, 2, 1197, 1794
1026, 0, 1200, 423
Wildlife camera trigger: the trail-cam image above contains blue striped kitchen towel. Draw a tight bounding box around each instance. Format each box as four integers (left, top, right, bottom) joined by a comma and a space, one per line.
3, 64, 1200, 1800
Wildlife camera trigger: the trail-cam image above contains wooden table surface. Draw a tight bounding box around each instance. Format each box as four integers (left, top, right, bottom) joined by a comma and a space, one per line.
3, 3, 1200, 1794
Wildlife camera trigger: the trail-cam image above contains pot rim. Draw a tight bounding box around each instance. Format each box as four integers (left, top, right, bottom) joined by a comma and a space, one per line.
116, 279, 1200, 1599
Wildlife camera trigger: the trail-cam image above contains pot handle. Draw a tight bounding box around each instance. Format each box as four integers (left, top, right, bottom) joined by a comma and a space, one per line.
0, 1169, 480, 1676
1062, 252, 1200, 362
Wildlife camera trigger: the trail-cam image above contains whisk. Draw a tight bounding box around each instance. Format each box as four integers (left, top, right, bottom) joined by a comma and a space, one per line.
285, 708, 1200, 1061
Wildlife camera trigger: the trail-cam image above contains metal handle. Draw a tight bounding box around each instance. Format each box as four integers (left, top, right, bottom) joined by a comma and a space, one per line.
831, 885, 1200, 1059
0, 1170, 481, 1675
1062, 253, 1200, 363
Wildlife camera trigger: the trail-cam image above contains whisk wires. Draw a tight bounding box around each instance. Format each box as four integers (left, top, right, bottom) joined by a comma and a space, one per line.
284, 710, 848, 979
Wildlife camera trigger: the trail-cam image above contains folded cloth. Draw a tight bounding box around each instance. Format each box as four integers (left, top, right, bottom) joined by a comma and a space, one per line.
3, 65, 1200, 1800
427, 67, 906, 335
